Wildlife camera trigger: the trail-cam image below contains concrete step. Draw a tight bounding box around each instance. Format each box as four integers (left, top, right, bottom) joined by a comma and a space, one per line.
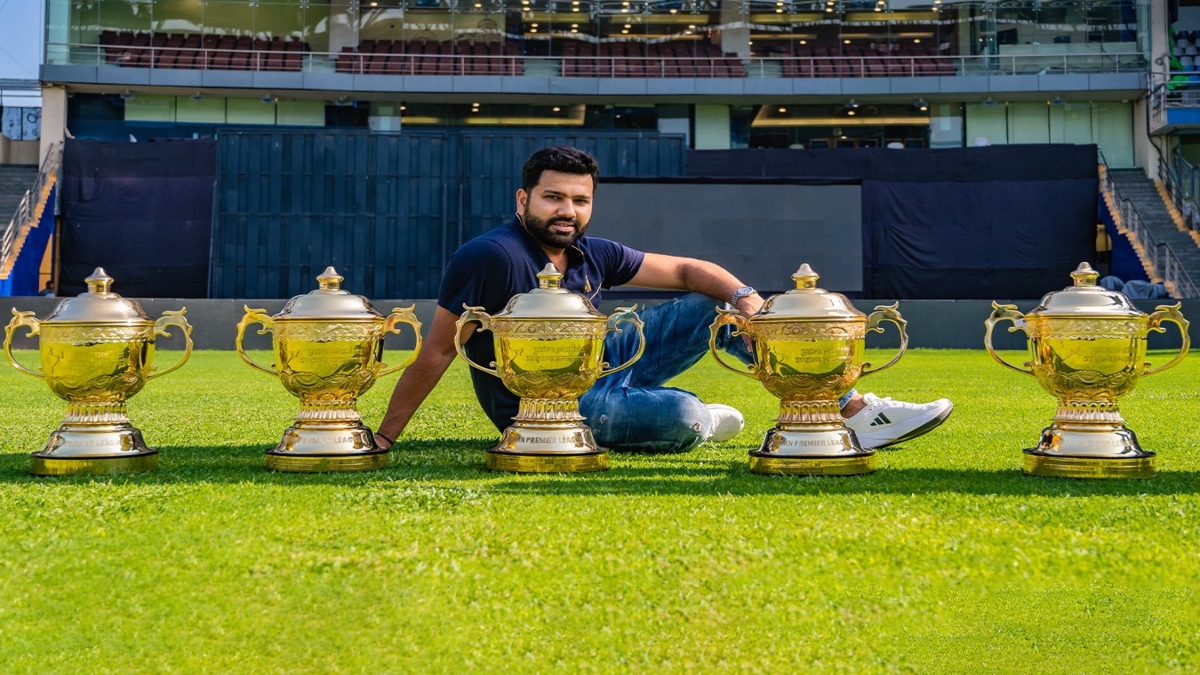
1104, 169, 1200, 290
0, 165, 38, 223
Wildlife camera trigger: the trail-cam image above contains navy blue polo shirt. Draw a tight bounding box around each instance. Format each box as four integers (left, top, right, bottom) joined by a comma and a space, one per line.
439, 219, 645, 431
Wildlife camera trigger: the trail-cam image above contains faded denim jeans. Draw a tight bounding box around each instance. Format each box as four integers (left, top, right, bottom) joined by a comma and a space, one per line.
580, 292, 855, 452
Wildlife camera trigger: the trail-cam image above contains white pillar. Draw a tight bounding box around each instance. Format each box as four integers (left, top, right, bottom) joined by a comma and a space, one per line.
39, 86, 67, 164
694, 104, 731, 150
1138, 0, 1167, 176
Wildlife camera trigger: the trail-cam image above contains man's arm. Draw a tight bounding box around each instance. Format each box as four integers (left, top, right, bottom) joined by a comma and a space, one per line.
626, 252, 764, 316
376, 306, 476, 447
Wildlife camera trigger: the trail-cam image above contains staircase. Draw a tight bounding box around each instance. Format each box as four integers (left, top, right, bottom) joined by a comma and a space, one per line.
0, 147, 60, 296
0, 165, 38, 223
1107, 168, 1200, 295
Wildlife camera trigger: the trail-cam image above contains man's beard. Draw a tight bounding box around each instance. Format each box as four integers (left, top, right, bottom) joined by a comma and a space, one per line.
521, 208, 586, 249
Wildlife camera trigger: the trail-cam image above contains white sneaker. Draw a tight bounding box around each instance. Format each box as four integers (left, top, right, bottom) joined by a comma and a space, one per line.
844, 393, 953, 450
706, 403, 745, 443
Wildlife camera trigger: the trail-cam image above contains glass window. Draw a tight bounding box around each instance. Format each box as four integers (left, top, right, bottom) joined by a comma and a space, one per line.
735, 103, 931, 149
46, 0, 1147, 73
197, 0, 259, 37
148, 0, 203, 35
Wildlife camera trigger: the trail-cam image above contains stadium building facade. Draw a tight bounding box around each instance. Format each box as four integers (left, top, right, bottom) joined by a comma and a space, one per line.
12, 0, 1200, 300
38, 0, 1162, 161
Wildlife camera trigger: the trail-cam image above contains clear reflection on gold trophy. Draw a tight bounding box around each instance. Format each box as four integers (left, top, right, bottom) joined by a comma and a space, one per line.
236, 267, 422, 472
3, 268, 193, 476
985, 262, 1190, 479
709, 264, 907, 476
455, 264, 645, 473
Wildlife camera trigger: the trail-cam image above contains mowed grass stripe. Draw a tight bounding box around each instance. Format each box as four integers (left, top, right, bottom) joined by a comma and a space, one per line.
0, 349, 1197, 673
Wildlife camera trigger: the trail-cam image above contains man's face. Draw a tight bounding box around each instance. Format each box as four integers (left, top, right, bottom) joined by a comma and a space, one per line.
516, 170, 594, 250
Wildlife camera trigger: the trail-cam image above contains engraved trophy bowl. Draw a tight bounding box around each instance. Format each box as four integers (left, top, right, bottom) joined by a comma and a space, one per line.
985, 262, 1190, 479
709, 264, 908, 476
455, 264, 645, 473
3, 268, 193, 476
236, 267, 422, 472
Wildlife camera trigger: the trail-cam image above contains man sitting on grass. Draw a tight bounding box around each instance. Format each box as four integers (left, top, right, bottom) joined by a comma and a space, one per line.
376, 146, 952, 452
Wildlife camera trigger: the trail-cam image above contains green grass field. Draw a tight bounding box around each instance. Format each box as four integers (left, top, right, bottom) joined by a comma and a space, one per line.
1, 348, 1199, 674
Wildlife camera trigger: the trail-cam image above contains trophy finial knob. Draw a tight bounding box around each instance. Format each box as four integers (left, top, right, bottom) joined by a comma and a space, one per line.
85, 268, 114, 294
792, 263, 820, 290
537, 263, 563, 290
317, 266, 344, 291
1070, 262, 1100, 287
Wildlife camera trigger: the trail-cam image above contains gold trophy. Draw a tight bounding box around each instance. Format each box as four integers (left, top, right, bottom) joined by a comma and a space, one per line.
455, 264, 645, 473
236, 267, 422, 472
709, 264, 907, 476
985, 262, 1190, 479
3, 268, 193, 476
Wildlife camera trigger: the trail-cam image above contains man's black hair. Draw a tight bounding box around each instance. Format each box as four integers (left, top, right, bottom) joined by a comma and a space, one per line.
521, 146, 600, 194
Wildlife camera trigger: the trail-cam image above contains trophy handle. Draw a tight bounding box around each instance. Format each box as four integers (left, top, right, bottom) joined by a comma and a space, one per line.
146, 309, 194, 380
707, 307, 756, 378
3, 309, 43, 379
455, 305, 498, 377
236, 306, 278, 377
984, 302, 1034, 376
377, 306, 424, 377
1143, 302, 1191, 377
598, 305, 645, 377
861, 303, 909, 376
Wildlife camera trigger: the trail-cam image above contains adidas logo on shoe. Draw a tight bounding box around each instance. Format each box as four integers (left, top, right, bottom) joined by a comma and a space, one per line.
845, 393, 954, 450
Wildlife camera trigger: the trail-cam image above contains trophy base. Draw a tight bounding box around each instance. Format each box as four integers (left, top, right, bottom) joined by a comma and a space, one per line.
487, 423, 609, 473
749, 427, 875, 476
266, 450, 389, 473
486, 450, 609, 473
267, 422, 388, 473
1024, 425, 1155, 479
31, 425, 158, 476
749, 453, 875, 476
31, 451, 158, 477
1024, 450, 1156, 479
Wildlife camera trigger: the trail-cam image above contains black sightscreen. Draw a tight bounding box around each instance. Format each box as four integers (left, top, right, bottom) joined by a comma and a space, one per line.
59, 139, 215, 297
689, 145, 1098, 299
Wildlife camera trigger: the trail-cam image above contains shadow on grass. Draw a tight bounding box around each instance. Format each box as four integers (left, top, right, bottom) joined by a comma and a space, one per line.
2, 440, 1199, 497
0, 440, 496, 486
478, 465, 1200, 498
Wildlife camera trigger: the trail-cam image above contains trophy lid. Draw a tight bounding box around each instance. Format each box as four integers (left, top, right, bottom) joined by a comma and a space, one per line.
275, 267, 384, 320
753, 264, 865, 321
495, 264, 605, 320
43, 268, 152, 324
1028, 262, 1145, 317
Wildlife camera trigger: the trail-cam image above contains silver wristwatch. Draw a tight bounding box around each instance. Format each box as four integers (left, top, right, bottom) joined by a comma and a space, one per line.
729, 285, 756, 306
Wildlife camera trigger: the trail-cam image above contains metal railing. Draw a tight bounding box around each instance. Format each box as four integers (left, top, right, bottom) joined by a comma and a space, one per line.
1148, 71, 1200, 128
1159, 152, 1200, 232
1158, 244, 1197, 299
48, 41, 1147, 79
0, 143, 60, 280
1101, 156, 1199, 298
747, 51, 1146, 77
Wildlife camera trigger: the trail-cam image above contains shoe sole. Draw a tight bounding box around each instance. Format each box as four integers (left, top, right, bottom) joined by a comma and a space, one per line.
866, 406, 954, 450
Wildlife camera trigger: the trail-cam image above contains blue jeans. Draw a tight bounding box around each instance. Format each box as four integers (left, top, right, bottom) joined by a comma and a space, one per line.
580, 293, 854, 453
